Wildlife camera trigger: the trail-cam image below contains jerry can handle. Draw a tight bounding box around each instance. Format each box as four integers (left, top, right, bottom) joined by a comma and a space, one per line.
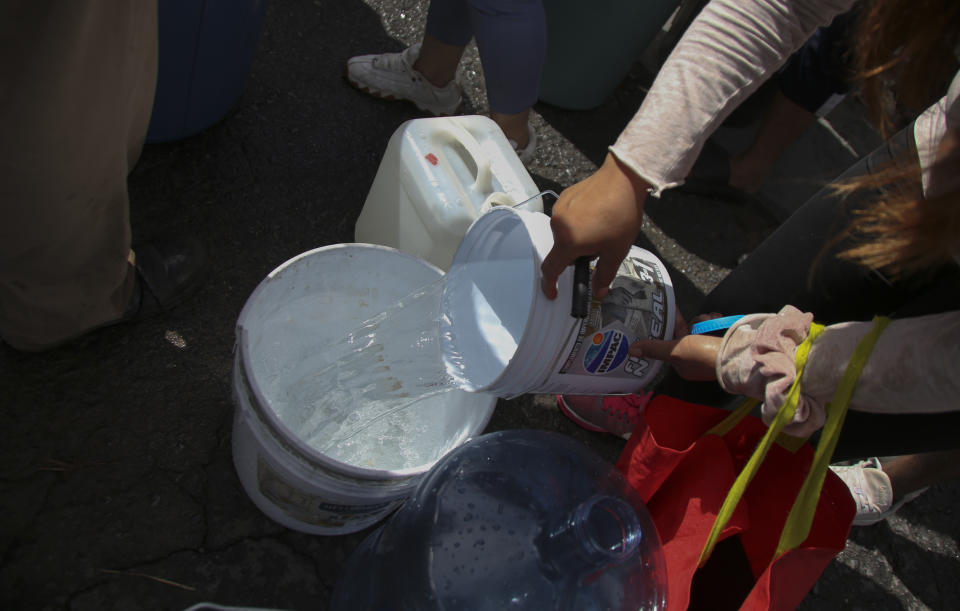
443, 118, 493, 194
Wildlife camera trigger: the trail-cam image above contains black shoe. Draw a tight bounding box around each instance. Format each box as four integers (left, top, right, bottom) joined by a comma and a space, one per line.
122, 236, 207, 321
3, 236, 206, 352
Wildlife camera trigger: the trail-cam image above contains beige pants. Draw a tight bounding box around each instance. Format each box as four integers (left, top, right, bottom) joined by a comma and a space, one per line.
0, 1, 158, 351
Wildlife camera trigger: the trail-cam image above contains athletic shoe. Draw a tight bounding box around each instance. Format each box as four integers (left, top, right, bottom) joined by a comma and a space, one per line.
557, 392, 654, 439
829, 457, 928, 526
346, 43, 462, 116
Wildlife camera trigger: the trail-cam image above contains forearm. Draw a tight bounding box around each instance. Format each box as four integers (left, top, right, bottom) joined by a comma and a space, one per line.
804, 311, 960, 415
611, 0, 855, 196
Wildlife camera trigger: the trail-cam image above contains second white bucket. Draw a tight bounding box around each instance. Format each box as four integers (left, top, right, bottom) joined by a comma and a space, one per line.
232, 244, 497, 535
440, 207, 675, 398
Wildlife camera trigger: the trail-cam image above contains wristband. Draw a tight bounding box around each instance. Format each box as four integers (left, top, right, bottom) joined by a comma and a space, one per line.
689, 315, 745, 335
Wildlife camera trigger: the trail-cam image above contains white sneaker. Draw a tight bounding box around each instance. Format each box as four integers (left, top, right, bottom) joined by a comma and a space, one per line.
829, 457, 927, 526
509, 123, 537, 164
346, 43, 462, 116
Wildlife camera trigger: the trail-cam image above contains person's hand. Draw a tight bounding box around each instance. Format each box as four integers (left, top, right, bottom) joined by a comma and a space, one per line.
540, 153, 649, 300
630, 334, 722, 381
629, 312, 727, 382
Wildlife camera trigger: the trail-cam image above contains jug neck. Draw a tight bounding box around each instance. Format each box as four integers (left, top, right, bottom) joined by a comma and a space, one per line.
537, 494, 643, 576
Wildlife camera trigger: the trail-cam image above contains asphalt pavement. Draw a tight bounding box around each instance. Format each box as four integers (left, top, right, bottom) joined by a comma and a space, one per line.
1, 1, 957, 609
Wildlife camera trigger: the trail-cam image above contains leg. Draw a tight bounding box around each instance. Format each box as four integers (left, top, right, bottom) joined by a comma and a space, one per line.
417, 0, 475, 87
345, 3, 467, 118
467, 0, 546, 147
415, 34, 469, 88
0, 1, 158, 351
829, 450, 960, 525
490, 109, 533, 148
728, 91, 816, 192
728, 9, 856, 192
883, 450, 960, 501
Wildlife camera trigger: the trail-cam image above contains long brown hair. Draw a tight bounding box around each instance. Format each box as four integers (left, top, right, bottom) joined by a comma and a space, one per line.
834, 0, 960, 277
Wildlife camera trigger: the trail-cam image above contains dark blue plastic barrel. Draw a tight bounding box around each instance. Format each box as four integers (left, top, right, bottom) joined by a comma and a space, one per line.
146, 0, 269, 142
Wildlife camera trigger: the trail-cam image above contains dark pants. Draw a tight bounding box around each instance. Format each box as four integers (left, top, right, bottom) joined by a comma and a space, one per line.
426, 0, 546, 114
0, 1, 158, 350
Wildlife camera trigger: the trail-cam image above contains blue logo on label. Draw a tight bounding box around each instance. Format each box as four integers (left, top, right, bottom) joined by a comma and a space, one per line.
583, 330, 629, 374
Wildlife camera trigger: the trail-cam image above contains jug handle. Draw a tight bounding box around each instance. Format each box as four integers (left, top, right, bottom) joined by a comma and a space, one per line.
444, 118, 493, 195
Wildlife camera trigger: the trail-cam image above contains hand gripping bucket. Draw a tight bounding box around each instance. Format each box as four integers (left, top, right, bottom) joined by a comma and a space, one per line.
441, 207, 675, 397
232, 244, 497, 535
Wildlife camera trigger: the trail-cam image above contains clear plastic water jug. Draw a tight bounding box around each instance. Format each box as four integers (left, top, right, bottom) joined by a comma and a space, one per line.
331, 429, 667, 610
354, 115, 542, 270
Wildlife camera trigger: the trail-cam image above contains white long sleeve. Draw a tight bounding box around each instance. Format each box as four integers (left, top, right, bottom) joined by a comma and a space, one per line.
610, 0, 856, 196
717, 307, 960, 437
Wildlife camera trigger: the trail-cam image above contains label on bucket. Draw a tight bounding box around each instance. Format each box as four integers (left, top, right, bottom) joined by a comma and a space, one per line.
256, 457, 400, 529
556, 251, 670, 383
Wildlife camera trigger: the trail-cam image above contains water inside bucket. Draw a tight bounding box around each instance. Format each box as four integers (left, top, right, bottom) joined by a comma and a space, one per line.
261, 275, 470, 470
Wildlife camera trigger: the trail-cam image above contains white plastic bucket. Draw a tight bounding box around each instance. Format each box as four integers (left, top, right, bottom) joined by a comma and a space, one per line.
440, 207, 675, 398
232, 244, 497, 535
355, 115, 542, 271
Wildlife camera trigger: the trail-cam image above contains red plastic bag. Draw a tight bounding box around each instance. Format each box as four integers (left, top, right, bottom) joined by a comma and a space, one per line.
617, 396, 855, 611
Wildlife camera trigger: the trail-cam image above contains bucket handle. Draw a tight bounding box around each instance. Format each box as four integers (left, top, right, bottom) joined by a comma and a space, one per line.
443, 118, 493, 195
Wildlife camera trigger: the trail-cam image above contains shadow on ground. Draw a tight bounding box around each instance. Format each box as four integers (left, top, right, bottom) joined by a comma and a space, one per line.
1, 2, 956, 610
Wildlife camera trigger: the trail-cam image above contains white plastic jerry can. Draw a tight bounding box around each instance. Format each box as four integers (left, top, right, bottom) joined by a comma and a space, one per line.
355, 115, 543, 270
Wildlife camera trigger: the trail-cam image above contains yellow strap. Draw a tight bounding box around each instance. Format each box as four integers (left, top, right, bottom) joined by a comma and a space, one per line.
705, 322, 824, 438
698, 323, 825, 566
705, 397, 759, 437
777, 431, 809, 453
774, 316, 891, 557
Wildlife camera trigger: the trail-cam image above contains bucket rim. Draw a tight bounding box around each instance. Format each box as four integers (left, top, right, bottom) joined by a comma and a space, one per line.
235, 243, 493, 481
